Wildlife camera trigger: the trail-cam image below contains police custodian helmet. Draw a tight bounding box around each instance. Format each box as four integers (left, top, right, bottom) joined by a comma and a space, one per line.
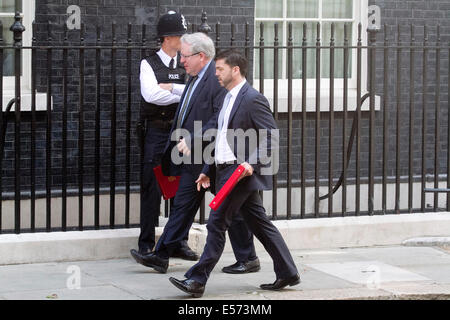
157, 11, 188, 37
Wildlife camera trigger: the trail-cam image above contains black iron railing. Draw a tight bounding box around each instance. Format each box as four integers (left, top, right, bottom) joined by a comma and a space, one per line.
0, 12, 449, 234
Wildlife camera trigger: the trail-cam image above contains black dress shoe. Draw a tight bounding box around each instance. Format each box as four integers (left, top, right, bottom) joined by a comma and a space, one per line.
169, 277, 205, 298
137, 247, 152, 255
130, 249, 168, 273
260, 273, 300, 291
222, 258, 261, 274
171, 246, 199, 261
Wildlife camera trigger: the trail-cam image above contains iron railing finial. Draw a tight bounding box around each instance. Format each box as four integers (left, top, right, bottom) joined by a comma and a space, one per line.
198, 11, 211, 35
10, 11, 25, 47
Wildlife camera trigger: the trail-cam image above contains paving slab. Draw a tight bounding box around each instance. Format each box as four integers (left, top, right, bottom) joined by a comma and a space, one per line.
305, 261, 430, 285
347, 246, 450, 266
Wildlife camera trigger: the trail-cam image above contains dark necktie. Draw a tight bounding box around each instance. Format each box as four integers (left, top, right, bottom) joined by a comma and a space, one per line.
169, 58, 175, 69
176, 76, 198, 128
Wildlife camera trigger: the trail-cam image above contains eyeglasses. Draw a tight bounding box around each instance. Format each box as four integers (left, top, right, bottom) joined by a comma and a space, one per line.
180, 52, 201, 59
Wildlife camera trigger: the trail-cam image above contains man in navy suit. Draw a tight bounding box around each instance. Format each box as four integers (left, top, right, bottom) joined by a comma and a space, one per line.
169, 49, 300, 298
131, 34, 259, 274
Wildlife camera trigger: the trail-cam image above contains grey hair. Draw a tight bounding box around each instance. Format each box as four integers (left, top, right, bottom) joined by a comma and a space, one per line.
180, 32, 215, 59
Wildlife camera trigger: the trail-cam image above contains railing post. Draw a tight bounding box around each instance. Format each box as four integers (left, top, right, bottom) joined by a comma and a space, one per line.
328, 23, 335, 217
342, 23, 349, 217
140, 24, 146, 225
421, 26, 428, 212
110, 22, 116, 229
395, 25, 401, 214
10, 12, 25, 234
272, 23, 279, 220
62, 23, 68, 231
245, 22, 250, 61
215, 22, 221, 53
301, 23, 307, 219
314, 22, 321, 217
95, 24, 101, 230
382, 23, 388, 214
46, 22, 53, 232
408, 24, 415, 213
356, 23, 362, 216
79, 23, 85, 230
126, 22, 132, 228
287, 23, 293, 220
230, 23, 235, 48
367, 20, 379, 215
433, 25, 441, 212
259, 22, 264, 94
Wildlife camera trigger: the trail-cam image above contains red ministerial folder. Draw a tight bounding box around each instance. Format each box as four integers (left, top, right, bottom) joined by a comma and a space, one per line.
209, 165, 245, 211
153, 165, 180, 200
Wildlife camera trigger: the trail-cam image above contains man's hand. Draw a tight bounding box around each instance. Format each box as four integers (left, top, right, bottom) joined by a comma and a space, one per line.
177, 138, 191, 156
195, 173, 210, 191
238, 162, 254, 182
159, 83, 173, 92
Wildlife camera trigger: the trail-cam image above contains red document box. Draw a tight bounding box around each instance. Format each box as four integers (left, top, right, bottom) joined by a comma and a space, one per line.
153, 165, 180, 200
209, 165, 245, 211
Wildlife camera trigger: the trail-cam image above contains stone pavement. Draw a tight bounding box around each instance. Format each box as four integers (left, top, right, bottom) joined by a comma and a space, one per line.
1, 244, 449, 300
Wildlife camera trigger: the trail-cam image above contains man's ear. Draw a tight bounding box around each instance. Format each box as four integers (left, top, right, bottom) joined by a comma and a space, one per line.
199, 52, 207, 61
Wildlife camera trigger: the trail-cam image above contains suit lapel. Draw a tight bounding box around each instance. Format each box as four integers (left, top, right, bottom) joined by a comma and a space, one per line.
226, 82, 249, 128
180, 61, 214, 124
174, 75, 195, 121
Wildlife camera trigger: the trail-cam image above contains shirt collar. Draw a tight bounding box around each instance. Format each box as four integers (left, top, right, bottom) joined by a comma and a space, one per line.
196, 59, 212, 81
157, 49, 177, 68
228, 79, 247, 98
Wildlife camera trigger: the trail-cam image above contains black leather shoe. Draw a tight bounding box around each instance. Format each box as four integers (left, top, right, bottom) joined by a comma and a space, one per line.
260, 273, 300, 291
171, 245, 199, 261
137, 247, 152, 255
130, 249, 168, 273
222, 258, 261, 274
169, 277, 205, 298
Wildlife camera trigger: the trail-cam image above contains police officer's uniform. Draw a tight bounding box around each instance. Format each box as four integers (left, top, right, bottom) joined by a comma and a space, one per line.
137, 12, 187, 254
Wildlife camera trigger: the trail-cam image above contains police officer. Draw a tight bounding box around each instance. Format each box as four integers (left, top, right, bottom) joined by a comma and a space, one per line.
131, 11, 198, 260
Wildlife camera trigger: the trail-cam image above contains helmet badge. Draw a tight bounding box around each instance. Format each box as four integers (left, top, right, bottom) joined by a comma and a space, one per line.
181, 15, 187, 30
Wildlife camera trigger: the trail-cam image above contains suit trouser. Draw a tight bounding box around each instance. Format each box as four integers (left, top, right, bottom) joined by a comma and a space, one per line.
154, 165, 257, 261
138, 126, 171, 251
185, 164, 298, 285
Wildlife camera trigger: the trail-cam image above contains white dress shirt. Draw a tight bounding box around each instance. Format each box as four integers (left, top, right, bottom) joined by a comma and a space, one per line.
215, 79, 247, 164
140, 49, 185, 106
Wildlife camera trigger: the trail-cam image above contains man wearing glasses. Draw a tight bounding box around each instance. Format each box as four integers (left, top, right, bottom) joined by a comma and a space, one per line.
131, 11, 199, 261
131, 33, 259, 275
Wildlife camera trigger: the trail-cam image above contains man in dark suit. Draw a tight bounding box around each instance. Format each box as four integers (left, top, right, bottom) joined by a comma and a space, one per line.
169, 49, 300, 298
131, 33, 259, 274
